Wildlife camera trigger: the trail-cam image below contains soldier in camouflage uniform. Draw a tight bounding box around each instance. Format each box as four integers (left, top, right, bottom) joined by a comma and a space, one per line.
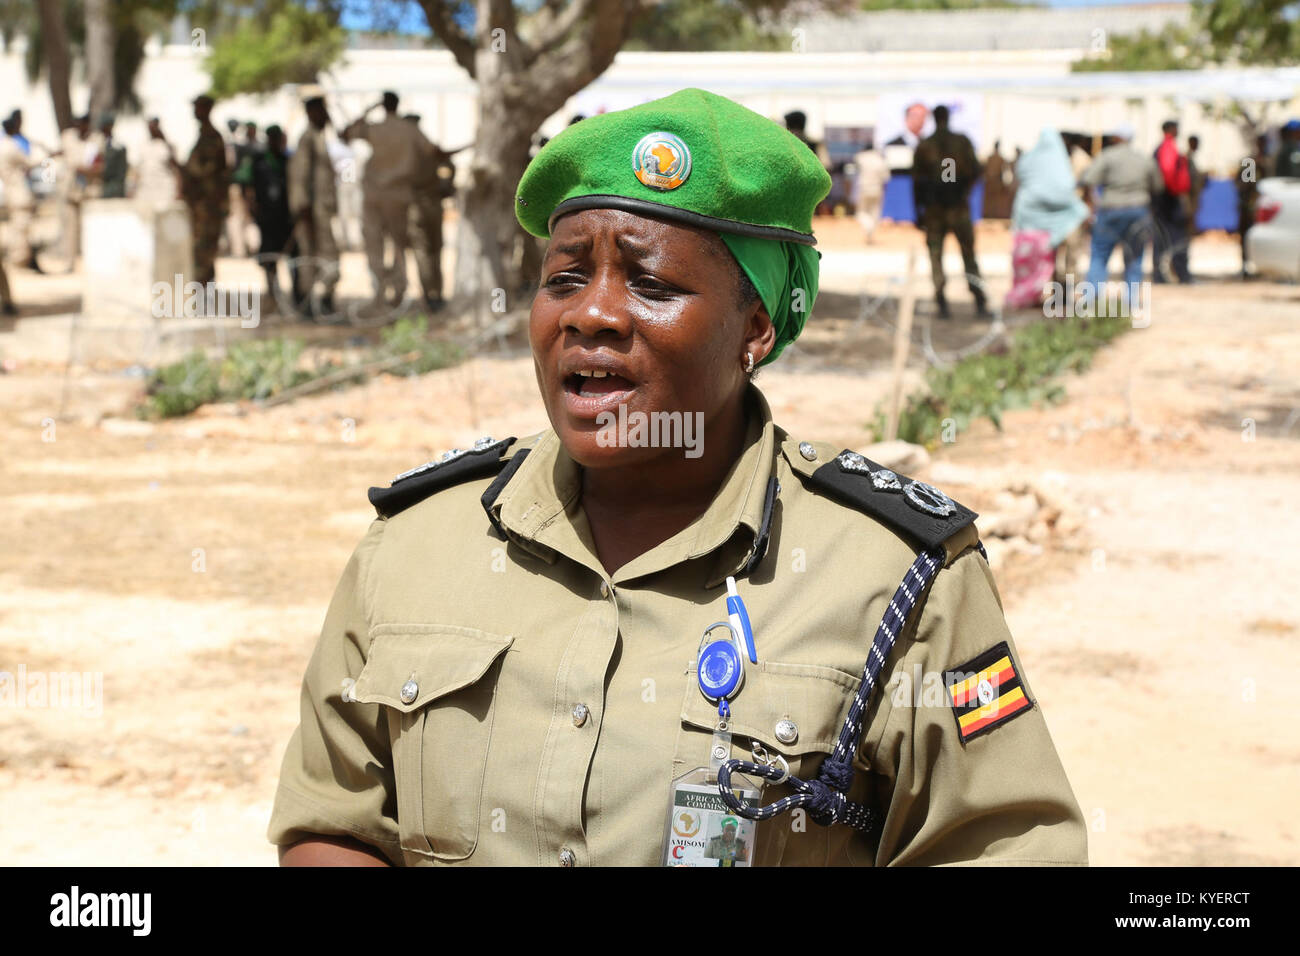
912, 105, 990, 319
288, 95, 340, 317
175, 94, 229, 286
403, 114, 454, 311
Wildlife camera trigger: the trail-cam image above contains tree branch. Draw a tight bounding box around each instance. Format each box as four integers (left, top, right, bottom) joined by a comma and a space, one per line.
417, 0, 478, 77
537, 0, 640, 105
528, 0, 597, 59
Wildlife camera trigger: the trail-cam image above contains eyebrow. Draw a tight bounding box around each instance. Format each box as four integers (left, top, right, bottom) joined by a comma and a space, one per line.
547, 233, 658, 262
548, 239, 591, 258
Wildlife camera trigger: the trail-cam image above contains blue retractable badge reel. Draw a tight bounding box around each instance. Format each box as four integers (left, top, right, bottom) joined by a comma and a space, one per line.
698, 621, 744, 719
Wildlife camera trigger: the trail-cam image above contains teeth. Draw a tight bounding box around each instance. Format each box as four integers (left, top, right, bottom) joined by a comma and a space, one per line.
576, 370, 609, 378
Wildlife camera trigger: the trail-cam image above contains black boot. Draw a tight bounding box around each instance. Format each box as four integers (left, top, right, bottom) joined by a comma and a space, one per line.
935, 293, 951, 320
973, 287, 992, 319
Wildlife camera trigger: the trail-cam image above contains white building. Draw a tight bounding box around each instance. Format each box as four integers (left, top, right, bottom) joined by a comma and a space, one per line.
1, 3, 1293, 181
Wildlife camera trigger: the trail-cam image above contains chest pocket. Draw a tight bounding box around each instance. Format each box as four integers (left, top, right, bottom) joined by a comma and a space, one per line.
353, 623, 513, 864
677, 660, 862, 866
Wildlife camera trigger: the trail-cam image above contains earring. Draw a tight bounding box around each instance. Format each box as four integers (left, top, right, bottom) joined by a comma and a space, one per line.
743, 352, 755, 373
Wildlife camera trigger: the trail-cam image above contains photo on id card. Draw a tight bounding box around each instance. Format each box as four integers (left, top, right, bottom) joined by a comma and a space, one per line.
662, 768, 761, 867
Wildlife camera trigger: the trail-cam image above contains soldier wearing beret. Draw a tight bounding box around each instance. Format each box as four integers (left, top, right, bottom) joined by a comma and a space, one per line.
270, 89, 1086, 867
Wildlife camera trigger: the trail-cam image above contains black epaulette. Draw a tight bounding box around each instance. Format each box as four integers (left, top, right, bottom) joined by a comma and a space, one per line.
369, 436, 519, 519
800, 448, 978, 552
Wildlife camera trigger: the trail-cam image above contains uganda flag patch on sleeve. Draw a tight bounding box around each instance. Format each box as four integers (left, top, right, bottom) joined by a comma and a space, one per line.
945, 641, 1034, 743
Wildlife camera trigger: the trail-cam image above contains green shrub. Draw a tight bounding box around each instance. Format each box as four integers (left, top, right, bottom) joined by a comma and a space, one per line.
872, 312, 1130, 446
140, 319, 466, 418
142, 350, 221, 418
220, 339, 315, 401
380, 316, 463, 375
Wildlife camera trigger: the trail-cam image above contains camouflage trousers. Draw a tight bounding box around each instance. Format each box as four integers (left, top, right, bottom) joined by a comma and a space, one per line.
922, 206, 981, 296
294, 210, 340, 300
408, 197, 443, 301
190, 202, 227, 286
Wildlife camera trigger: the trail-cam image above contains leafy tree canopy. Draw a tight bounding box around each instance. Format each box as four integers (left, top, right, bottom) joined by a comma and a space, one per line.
201, 4, 347, 97
1073, 0, 1300, 72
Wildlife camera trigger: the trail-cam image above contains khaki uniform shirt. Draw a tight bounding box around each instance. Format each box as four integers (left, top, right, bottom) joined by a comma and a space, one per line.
349, 114, 417, 201
288, 126, 337, 217
269, 387, 1087, 866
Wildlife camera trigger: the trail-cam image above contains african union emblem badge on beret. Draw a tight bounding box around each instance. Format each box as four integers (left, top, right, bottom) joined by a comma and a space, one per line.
632, 131, 692, 191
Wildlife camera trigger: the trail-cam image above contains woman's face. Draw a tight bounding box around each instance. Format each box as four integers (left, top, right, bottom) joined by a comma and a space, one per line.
530, 208, 772, 469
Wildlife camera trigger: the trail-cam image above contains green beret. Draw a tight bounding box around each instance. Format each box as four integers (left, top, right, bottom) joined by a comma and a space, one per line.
515, 88, 831, 245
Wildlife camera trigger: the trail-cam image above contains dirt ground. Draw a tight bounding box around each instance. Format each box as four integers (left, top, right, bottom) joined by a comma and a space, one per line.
1, 224, 1297, 866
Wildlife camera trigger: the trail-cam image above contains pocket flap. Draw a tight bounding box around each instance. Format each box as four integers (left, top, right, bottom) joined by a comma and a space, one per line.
681, 660, 861, 754
354, 624, 514, 712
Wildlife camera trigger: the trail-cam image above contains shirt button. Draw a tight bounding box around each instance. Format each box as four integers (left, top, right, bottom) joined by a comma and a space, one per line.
399, 678, 419, 704
559, 847, 576, 867
775, 719, 799, 745
799, 441, 817, 461
572, 703, 589, 727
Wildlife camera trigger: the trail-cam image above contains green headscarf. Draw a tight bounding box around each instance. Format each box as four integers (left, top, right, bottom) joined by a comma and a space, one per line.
718, 233, 821, 366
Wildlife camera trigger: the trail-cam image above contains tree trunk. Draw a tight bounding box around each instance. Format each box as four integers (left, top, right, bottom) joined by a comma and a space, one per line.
451, 78, 545, 312
37, 0, 73, 130
84, 0, 116, 120
430, 0, 645, 309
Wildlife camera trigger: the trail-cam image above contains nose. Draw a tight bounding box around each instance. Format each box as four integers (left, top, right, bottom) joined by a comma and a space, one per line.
564, 267, 632, 340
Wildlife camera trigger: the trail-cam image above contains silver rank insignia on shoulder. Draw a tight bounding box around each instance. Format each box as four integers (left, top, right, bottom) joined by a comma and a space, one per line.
390, 435, 503, 485
837, 452, 956, 517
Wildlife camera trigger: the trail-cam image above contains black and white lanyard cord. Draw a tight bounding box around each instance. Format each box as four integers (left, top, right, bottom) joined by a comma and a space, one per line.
716, 546, 949, 833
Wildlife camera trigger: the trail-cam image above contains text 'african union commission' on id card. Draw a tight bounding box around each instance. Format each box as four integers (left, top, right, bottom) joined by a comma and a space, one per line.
663, 778, 759, 867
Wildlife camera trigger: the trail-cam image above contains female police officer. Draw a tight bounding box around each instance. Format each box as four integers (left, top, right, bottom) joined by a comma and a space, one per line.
270, 89, 1086, 867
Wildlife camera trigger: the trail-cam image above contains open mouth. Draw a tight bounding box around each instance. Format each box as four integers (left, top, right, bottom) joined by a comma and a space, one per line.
563, 370, 636, 398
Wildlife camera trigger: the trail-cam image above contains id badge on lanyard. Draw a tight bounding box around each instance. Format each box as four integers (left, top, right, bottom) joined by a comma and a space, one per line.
661, 616, 762, 867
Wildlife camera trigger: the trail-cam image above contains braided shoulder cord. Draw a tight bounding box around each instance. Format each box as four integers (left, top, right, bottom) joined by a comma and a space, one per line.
716, 546, 946, 832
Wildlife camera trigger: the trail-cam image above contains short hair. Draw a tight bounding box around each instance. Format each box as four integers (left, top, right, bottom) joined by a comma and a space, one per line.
932, 104, 950, 123
1162, 120, 1179, 134
265, 124, 284, 139
382, 91, 400, 112
784, 110, 807, 131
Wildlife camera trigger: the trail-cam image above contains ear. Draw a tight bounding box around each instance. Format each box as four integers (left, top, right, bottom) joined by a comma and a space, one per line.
744, 299, 776, 364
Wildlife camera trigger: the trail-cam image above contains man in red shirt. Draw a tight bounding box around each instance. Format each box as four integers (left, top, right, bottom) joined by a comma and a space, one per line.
1152, 120, 1193, 283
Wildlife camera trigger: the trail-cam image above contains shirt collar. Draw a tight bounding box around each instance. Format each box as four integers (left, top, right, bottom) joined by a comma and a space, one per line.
489, 385, 780, 587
